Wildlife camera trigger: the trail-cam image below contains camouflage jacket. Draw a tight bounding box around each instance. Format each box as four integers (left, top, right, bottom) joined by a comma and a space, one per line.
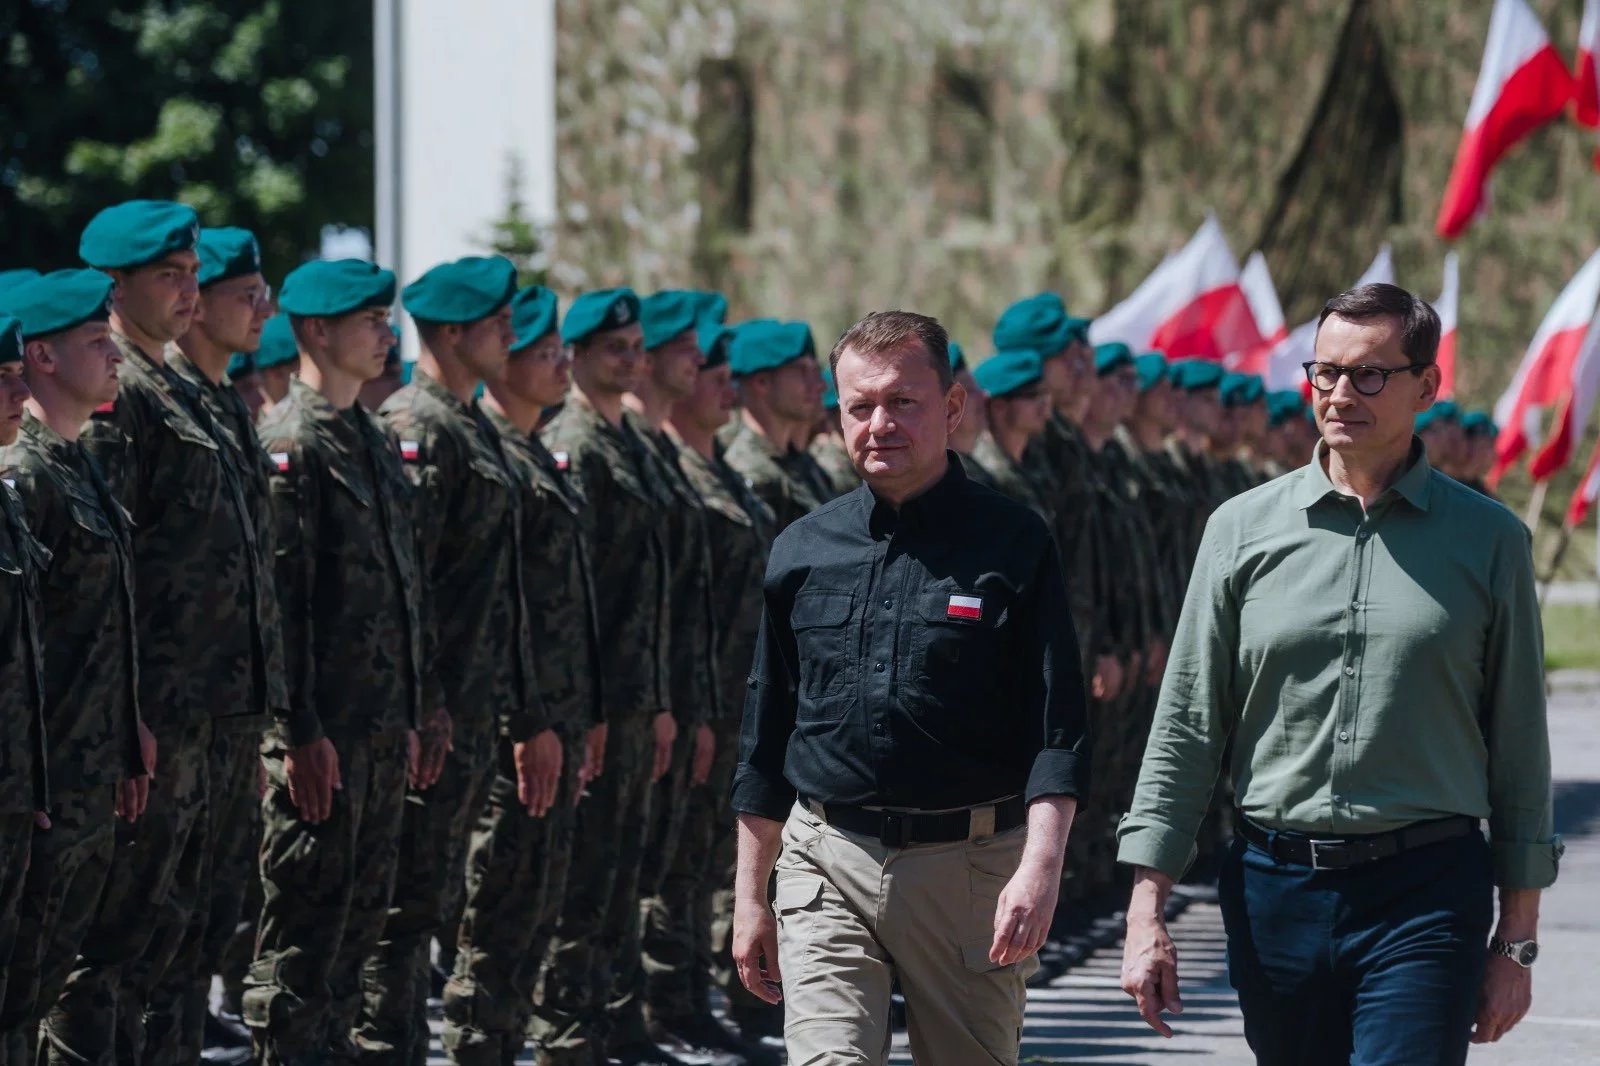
487, 407, 603, 733
956, 449, 1000, 492
1, 415, 142, 790
970, 431, 1053, 527
0, 477, 47, 813
1024, 413, 1110, 661
259, 380, 425, 744
807, 433, 861, 496
668, 431, 773, 722
541, 390, 671, 722
631, 415, 717, 727
81, 333, 276, 738
380, 371, 542, 742
722, 421, 829, 534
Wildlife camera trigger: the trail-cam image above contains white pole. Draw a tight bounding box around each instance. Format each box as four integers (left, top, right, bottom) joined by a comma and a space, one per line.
373, 0, 401, 274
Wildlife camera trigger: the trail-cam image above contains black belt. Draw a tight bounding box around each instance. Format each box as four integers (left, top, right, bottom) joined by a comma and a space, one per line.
1237, 813, 1478, 871
803, 795, 1026, 847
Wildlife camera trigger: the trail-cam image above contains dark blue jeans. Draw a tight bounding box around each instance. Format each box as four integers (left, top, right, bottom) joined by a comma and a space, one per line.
1217, 827, 1493, 1066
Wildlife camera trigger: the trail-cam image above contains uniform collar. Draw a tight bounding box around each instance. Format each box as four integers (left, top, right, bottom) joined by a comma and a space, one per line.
863, 452, 965, 537
19, 411, 74, 463
414, 367, 476, 417
1295, 437, 1432, 512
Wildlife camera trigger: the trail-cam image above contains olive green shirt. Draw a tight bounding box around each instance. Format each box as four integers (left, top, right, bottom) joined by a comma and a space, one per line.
1117, 443, 1559, 890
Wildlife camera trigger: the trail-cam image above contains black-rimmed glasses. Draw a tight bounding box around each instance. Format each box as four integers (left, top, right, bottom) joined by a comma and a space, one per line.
1302, 361, 1429, 396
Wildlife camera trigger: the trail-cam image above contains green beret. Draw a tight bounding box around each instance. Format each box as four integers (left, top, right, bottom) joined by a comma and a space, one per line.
1093, 341, 1135, 376
822, 367, 839, 409
0, 270, 41, 304
1460, 410, 1497, 438
279, 259, 396, 318
973, 348, 1044, 399
697, 291, 728, 326
699, 323, 733, 370
640, 290, 703, 351
79, 200, 199, 270
509, 285, 559, 351
0, 316, 21, 365
948, 341, 968, 375
729, 319, 815, 378
196, 227, 262, 288
992, 293, 1091, 356
1134, 352, 1167, 393
1168, 359, 1225, 392
2, 269, 114, 339
1415, 400, 1462, 433
255, 314, 299, 370
401, 256, 517, 325
562, 288, 641, 345
227, 352, 257, 380
1220, 372, 1266, 408
1266, 389, 1306, 427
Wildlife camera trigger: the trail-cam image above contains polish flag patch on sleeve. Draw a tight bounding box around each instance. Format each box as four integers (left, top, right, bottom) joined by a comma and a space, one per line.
946, 594, 983, 621
269, 451, 290, 473
399, 440, 420, 461
94, 401, 116, 414
553, 450, 569, 471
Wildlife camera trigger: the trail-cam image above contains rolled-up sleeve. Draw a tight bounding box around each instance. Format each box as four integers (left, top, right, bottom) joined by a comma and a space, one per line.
1117, 514, 1238, 881
1020, 536, 1089, 802
1483, 525, 1561, 890
730, 592, 799, 822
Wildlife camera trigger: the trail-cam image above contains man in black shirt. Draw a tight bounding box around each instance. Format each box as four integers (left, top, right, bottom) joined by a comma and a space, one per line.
730, 311, 1089, 1066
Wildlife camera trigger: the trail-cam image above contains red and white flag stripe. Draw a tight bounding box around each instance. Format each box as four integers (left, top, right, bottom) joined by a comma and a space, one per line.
1565, 435, 1600, 527
1089, 213, 1265, 361
1491, 247, 1600, 482
1225, 252, 1289, 375
1434, 252, 1461, 401
1436, 0, 1576, 239
1576, 0, 1600, 127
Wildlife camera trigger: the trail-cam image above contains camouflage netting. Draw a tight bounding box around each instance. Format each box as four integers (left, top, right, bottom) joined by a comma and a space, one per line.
551, 0, 1600, 407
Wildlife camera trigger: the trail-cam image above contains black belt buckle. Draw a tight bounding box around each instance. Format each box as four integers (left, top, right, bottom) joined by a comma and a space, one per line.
880, 812, 908, 848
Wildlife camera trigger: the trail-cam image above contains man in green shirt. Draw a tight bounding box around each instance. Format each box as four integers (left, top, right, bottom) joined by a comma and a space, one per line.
1118, 283, 1560, 1063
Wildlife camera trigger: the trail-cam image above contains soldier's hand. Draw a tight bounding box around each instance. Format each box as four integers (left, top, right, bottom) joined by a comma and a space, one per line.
285, 736, 341, 824
33, 810, 51, 831
514, 728, 563, 818
137, 720, 157, 776
406, 729, 421, 782
732, 895, 783, 1005
690, 724, 715, 786
577, 723, 607, 801
1093, 655, 1123, 700
413, 707, 452, 790
115, 774, 150, 823
651, 711, 677, 782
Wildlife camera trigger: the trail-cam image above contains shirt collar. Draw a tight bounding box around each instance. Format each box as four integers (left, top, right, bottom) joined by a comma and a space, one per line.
863, 452, 965, 537
1295, 437, 1432, 512
20, 411, 74, 463
414, 367, 475, 417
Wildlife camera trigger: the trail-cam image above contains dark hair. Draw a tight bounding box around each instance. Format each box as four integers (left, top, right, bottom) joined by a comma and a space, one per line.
1316, 283, 1441, 365
828, 310, 952, 392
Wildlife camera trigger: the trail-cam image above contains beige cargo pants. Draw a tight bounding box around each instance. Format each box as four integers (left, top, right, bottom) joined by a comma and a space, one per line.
772, 800, 1036, 1066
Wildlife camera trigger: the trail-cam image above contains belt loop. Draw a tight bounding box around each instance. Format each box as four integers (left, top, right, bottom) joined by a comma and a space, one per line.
1265, 827, 1281, 864
968, 804, 996, 841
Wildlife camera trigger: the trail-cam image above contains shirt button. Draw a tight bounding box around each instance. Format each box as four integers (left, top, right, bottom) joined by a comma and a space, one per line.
1344, 666, 1355, 677
873, 722, 885, 735
1333, 794, 1344, 804
1338, 730, 1350, 741
1350, 601, 1362, 611
874, 661, 885, 673
883, 599, 893, 610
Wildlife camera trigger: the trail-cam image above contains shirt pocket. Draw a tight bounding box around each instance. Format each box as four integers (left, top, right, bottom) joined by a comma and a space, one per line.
913, 586, 1002, 702
320, 462, 374, 558
791, 587, 855, 703
148, 406, 221, 512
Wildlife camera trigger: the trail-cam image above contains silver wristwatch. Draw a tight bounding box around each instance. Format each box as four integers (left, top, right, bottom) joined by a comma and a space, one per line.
1489, 937, 1539, 968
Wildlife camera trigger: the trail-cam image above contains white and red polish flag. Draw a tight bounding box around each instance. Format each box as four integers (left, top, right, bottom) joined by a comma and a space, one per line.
1263, 245, 1396, 392
1576, 0, 1600, 126
1564, 435, 1600, 526
1225, 252, 1288, 375
1434, 252, 1461, 400
1437, 0, 1576, 239
1089, 213, 1265, 361
1491, 247, 1600, 482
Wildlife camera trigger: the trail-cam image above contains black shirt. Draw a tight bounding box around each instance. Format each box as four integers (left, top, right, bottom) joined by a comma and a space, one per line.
731, 455, 1089, 820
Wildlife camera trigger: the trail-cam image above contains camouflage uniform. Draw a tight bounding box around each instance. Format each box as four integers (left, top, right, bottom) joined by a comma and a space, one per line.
0, 475, 48, 1064
643, 434, 772, 1025
363, 370, 540, 1066
722, 421, 830, 534
531, 389, 670, 1066
51, 333, 275, 1066
441, 409, 604, 1066
806, 433, 859, 496
955, 449, 1000, 492
0, 416, 141, 1066
969, 431, 1053, 526
242, 380, 424, 1065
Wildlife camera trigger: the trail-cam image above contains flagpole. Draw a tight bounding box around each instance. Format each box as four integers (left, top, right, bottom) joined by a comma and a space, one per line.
1524, 479, 1550, 531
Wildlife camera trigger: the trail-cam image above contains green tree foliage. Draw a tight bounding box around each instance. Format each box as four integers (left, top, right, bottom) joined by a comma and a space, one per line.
0, 0, 373, 282
483, 154, 549, 289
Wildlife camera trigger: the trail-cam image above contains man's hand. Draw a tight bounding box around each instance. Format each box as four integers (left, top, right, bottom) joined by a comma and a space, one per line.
117, 720, 158, 823
285, 736, 341, 825
1092, 654, 1123, 701
1472, 956, 1532, 1043
412, 707, 452, 790
989, 861, 1058, 967
406, 729, 421, 782
138, 720, 157, 776
1122, 868, 1183, 1038
577, 723, 607, 800
690, 724, 715, 787
1145, 637, 1170, 687
651, 711, 677, 782
732, 894, 783, 1004
514, 728, 563, 818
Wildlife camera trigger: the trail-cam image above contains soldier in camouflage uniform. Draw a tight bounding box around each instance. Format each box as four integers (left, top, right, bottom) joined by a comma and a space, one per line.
241, 260, 424, 1066
651, 322, 779, 1065
968, 348, 1053, 524
534, 288, 676, 1066
0, 315, 49, 1066
255, 314, 300, 409
945, 342, 999, 492
164, 226, 284, 1064
54, 201, 278, 1066
807, 370, 859, 497
0, 273, 148, 1066
723, 320, 834, 533
365, 256, 555, 1066
472, 285, 606, 1066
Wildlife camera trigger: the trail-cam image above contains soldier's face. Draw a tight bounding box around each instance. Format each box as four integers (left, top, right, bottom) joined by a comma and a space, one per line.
459, 305, 514, 380
504, 332, 571, 408
233, 372, 267, 422
651, 331, 704, 400
836, 342, 959, 495
580, 324, 645, 394
768, 357, 824, 426
36, 320, 123, 408
954, 369, 987, 436
324, 308, 394, 384
993, 388, 1050, 440
1186, 389, 1222, 436
0, 363, 29, 446
683, 362, 735, 432
194, 273, 271, 353
114, 251, 201, 343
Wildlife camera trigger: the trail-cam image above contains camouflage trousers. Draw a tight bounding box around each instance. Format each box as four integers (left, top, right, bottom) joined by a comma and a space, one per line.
0, 788, 115, 1065
641, 717, 738, 1023
440, 734, 583, 1066
528, 714, 654, 1065
43, 723, 209, 1066
244, 729, 410, 1066
151, 729, 262, 1065
356, 724, 493, 1066
0, 811, 36, 1065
